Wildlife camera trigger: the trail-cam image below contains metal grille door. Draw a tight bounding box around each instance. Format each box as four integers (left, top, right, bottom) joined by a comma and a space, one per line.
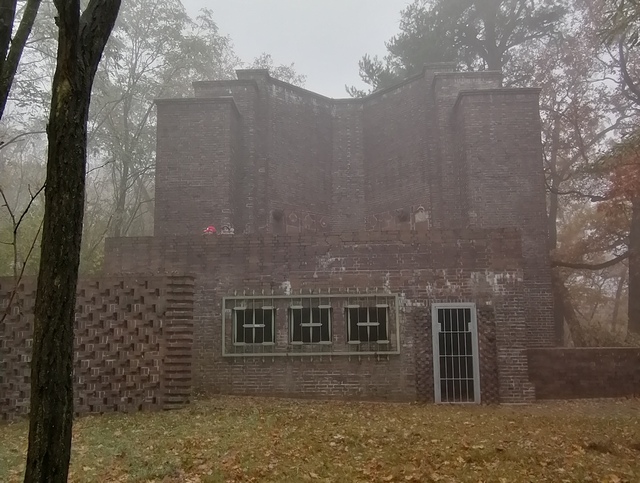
432, 304, 481, 403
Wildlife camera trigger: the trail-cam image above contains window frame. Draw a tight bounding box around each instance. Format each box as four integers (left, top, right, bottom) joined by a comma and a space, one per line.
233, 305, 276, 346
288, 305, 333, 345
222, 294, 401, 357
431, 303, 481, 404
345, 304, 390, 344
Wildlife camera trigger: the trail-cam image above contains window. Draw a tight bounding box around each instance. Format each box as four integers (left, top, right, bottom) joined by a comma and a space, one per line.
346, 306, 389, 344
234, 307, 275, 344
289, 306, 331, 344
223, 294, 399, 356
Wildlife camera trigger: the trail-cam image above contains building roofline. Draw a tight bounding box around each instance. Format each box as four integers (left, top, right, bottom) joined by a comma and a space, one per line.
431, 70, 503, 91
172, 69, 538, 112
190, 65, 455, 105
269, 74, 338, 103
154, 96, 240, 117
453, 87, 542, 110
359, 64, 459, 101
192, 79, 259, 91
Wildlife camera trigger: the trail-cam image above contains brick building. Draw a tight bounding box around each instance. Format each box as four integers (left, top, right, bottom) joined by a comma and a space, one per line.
104, 64, 554, 404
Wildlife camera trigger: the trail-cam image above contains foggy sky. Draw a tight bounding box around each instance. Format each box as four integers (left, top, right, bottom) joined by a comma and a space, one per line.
182, 0, 412, 98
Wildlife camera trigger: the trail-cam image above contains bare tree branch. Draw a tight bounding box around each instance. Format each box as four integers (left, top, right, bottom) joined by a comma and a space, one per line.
545, 184, 609, 202
0, 130, 46, 150
552, 252, 630, 270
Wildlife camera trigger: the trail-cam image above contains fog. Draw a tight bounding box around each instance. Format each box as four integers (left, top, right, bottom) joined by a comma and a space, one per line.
182, 0, 412, 97
1, 0, 640, 480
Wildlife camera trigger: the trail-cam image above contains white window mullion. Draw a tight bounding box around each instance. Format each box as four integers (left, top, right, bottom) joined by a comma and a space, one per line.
310, 301, 314, 342
252, 304, 256, 344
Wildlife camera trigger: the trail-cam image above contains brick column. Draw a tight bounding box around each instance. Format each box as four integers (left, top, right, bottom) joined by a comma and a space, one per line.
162, 275, 195, 410
413, 306, 434, 402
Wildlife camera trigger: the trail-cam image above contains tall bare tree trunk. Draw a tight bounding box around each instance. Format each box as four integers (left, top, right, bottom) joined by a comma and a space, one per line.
24, 1, 120, 481
629, 198, 640, 336
612, 271, 626, 330
547, 114, 565, 345
552, 270, 586, 347
477, 0, 503, 71
112, 159, 129, 237
0, 0, 42, 120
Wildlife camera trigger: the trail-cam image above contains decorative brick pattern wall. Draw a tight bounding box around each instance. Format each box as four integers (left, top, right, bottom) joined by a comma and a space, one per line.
414, 304, 503, 404
0, 275, 194, 421
528, 348, 640, 400
105, 229, 534, 403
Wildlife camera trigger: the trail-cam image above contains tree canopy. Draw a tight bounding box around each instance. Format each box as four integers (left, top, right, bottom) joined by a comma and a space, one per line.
349, 0, 567, 95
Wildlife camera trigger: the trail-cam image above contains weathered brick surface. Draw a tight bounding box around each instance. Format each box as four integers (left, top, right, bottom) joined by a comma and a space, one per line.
105, 229, 533, 403
105, 64, 560, 404
154, 98, 240, 235
193, 80, 261, 233
153, 66, 554, 357
455, 90, 554, 349
528, 348, 640, 400
331, 102, 365, 232
0, 276, 194, 421
363, 75, 430, 219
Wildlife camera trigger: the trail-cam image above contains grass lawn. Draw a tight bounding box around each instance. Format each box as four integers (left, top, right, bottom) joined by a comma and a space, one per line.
1, 397, 639, 482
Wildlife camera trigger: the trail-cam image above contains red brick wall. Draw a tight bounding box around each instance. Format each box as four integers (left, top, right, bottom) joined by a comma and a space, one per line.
154, 98, 240, 236
455, 91, 554, 348
330, 102, 365, 232
151, 67, 555, 381
266, 82, 333, 233
362, 76, 430, 220
528, 348, 640, 399
431, 72, 503, 229
193, 80, 261, 234
105, 229, 535, 403
0, 276, 194, 421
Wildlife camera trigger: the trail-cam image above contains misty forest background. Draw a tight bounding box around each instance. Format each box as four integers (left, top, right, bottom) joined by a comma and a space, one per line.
1, 0, 639, 347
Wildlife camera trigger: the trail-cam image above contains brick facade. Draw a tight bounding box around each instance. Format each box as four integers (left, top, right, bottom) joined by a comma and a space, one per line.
155, 65, 554, 351
103, 65, 556, 405
0, 276, 194, 421
105, 229, 534, 403
528, 348, 640, 400
2, 68, 628, 413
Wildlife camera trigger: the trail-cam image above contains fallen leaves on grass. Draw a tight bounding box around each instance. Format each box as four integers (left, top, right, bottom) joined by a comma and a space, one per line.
0, 397, 639, 482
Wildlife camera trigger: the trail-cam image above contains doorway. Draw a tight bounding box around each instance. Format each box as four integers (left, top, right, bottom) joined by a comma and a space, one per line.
432, 304, 481, 403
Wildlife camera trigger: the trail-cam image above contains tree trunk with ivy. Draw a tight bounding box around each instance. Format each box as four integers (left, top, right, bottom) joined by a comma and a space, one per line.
23, 1, 120, 481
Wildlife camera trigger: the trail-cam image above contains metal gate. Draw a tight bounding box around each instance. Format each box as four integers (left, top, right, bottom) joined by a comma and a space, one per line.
432, 304, 481, 403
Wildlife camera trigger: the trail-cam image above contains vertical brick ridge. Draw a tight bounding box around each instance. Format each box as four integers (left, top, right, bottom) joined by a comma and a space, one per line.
1, 275, 193, 421
494, 290, 536, 404
477, 306, 499, 404
162, 275, 195, 410
413, 306, 433, 402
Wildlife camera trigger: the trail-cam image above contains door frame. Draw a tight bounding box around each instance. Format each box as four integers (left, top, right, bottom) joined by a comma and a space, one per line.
431, 303, 481, 404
